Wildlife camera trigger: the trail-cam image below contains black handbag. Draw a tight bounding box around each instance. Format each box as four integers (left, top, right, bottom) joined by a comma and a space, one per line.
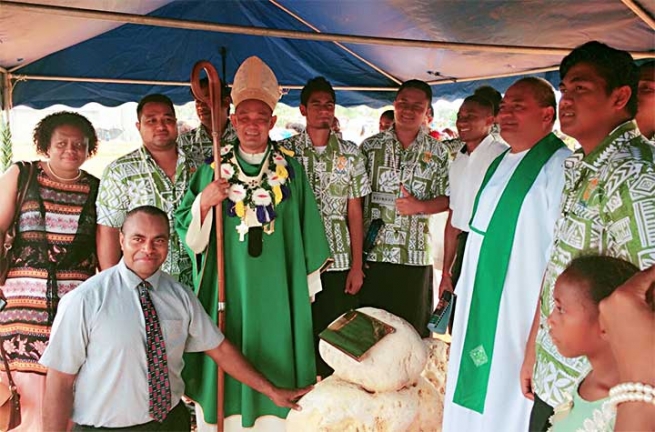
0, 162, 36, 286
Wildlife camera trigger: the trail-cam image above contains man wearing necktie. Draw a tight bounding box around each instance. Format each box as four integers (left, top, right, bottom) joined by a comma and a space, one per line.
39, 206, 309, 431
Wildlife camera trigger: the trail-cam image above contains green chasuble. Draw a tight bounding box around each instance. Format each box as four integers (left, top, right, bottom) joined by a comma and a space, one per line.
453, 133, 563, 413
175, 142, 331, 427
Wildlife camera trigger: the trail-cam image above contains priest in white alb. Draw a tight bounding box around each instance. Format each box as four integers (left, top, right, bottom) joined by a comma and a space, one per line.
442, 77, 571, 432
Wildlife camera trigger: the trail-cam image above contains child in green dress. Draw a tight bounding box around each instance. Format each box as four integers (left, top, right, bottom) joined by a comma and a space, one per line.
547, 256, 639, 432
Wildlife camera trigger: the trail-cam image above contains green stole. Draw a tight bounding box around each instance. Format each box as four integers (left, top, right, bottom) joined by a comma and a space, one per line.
453, 133, 563, 413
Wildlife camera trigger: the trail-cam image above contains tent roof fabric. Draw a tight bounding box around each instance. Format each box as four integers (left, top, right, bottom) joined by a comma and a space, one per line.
1, 0, 654, 108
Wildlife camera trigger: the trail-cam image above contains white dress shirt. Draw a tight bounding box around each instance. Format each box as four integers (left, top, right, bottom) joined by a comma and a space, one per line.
40, 259, 225, 428
448, 134, 509, 231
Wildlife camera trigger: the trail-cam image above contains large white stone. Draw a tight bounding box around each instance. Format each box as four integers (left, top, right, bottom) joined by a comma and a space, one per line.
407, 376, 443, 432
286, 376, 419, 432
319, 307, 428, 392
421, 338, 449, 397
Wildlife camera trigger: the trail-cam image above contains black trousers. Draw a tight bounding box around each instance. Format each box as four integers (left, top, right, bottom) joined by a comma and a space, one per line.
448, 231, 469, 331
528, 393, 554, 432
451, 231, 468, 286
312, 270, 360, 378
359, 262, 433, 338
73, 402, 190, 432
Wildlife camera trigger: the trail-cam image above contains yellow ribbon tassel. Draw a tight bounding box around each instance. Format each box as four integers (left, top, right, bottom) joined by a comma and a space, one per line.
278, 147, 295, 157
235, 200, 246, 218
276, 164, 288, 179
273, 185, 283, 205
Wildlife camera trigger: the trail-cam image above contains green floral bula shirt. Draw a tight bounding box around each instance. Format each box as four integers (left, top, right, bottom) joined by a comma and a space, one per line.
96, 146, 199, 286
440, 138, 465, 162
534, 121, 655, 407
361, 126, 450, 266
280, 132, 372, 271
178, 121, 238, 165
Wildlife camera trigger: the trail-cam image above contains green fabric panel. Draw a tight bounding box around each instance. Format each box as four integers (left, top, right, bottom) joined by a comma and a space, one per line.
174, 144, 331, 427
453, 133, 564, 413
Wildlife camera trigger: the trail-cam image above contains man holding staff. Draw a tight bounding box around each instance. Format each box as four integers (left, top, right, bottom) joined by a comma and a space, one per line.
176, 56, 330, 431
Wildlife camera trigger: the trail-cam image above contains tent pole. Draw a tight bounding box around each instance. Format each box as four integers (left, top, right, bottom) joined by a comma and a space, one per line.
620, 0, 655, 30
12, 74, 191, 87
9, 61, 652, 96
3, 1, 654, 59
13, 73, 402, 91
427, 64, 560, 86
268, 0, 402, 85
0, 72, 14, 172
220, 47, 227, 83
15, 64, 569, 91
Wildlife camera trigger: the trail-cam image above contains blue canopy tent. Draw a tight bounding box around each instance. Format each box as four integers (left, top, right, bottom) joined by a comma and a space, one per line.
0, 0, 653, 167
1, 0, 653, 109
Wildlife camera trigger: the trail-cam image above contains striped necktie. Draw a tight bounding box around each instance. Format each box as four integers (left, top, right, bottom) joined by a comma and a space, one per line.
137, 281, 172, 422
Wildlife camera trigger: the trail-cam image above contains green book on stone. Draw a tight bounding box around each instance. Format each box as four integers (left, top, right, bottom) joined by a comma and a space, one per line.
319, 310, 395, 361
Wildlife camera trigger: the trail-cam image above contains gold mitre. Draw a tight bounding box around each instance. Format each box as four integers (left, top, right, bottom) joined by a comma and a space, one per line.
231, 56, 281, 111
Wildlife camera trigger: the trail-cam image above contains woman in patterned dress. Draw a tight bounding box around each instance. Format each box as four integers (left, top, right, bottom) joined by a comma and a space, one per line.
0, 112, 100, 431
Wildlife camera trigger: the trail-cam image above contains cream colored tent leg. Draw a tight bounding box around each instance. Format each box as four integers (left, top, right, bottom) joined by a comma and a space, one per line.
620, 0, 655, 30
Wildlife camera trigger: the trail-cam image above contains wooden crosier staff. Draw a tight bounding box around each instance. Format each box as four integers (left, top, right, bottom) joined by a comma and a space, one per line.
190, 61, 226, 432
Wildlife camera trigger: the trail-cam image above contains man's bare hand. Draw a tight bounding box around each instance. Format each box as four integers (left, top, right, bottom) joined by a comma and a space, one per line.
200, 178, 230, 209
396, 185, 424, 216
267, 385, 313, 411
438, 273, 454, 297
599, 264, 655, 383
345, 267, 365, 295
520, 351, 536, 401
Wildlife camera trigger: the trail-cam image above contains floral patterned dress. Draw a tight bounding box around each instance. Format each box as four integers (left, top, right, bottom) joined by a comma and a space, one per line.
0, 162, 98, 373
549, 373, 616, 432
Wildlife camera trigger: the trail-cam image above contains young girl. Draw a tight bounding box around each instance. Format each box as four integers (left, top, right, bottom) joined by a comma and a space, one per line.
547, 255, 639, 432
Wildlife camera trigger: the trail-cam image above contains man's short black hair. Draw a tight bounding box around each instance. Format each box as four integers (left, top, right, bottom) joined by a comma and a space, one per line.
639, 60, 655, 77
122, 205, 169, 232
380, 110, 394, 120
473, 85, 502, 116
136, 94, 175, 121
190, 77, 231, 100
560, 41, 639, 117
396, 79, 432, 102
461, 95, 495, 117
512, 77, 557, 125
33, 111, 99, 157
300, 76, 336, 106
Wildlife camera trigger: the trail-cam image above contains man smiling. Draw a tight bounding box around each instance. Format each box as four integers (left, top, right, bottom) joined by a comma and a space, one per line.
175, 56, 330, 431
359, 79, 450, 337
443, 77, 571, 432
179, 77, 238, 164
41, 206, 309, 431
440, 95, 507, 296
